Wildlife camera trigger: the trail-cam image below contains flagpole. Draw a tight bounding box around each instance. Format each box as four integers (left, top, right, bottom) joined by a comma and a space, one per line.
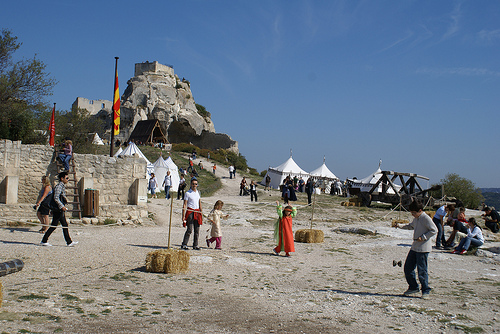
110, 57, 119, 157
48, 103, 56, 147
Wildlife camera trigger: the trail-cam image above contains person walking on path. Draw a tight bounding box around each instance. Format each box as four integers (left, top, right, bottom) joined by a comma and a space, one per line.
250, 180, 258, 202
34, 175, 52, 233
396, 200, 437, 299
162, 171, 172, 200
40, 171, 77, 247
177, 175, 186, 200
212, 164, 216, 174
206, 200, 229, 250
229, 165, 234, 179
148, 173, 158, 198
273, 201, 297, 257
265, 174, 271, 191
452, 218, 484, 255
181, 179, 202, 250
239, 177, 247, 196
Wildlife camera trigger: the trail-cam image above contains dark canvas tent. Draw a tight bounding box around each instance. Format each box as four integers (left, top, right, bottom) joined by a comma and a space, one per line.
128, 120, 168, 144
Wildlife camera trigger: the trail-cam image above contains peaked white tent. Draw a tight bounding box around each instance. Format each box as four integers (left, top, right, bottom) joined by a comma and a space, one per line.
92, 133, 104, 145
153, 156, 180, 192
309, 159, 338, 180
113, 147, 123, 157
347, 161, 399, 194
118, 142, 155, 176
261, 154, 310, 190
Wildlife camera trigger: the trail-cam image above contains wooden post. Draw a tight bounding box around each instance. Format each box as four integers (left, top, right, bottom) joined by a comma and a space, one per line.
167, 195, 174, 249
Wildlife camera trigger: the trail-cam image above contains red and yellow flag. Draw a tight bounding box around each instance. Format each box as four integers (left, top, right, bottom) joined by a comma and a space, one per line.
112, 66, 120, 135
48, 103, 55, 146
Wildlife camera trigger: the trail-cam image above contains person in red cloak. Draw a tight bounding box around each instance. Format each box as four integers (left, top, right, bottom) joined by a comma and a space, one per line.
273, 200, 297, 257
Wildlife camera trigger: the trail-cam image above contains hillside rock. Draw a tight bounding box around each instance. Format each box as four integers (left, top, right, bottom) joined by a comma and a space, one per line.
118, 61, 238, 152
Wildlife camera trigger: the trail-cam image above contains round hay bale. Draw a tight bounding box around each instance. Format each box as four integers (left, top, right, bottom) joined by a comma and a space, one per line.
145, 249, 190, 274
294, 229, 324, 243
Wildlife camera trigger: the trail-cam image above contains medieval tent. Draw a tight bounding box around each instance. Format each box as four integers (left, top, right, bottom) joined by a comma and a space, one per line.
128, 119, 168, 144
92, 133, 105, 145
152, 156, 180, 192
260, 155, 310, 190
309, 158, 339, 193
113, 146, 123, 157
346, 161, 400, 195
118, 142, 155, 176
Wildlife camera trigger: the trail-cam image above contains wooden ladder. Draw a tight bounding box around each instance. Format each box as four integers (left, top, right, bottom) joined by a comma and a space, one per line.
56, 156, 82, 219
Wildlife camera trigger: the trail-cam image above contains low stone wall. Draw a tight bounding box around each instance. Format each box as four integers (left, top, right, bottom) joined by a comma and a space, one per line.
0, 140, 148, 217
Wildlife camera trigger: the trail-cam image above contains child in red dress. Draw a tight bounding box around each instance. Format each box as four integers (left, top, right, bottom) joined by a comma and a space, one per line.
273, 200, 297, 257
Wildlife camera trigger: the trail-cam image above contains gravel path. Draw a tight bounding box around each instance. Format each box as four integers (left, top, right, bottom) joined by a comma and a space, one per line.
1, 158, 499, 333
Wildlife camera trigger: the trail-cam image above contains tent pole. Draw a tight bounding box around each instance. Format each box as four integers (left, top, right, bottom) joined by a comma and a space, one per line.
310, 188, 316, 230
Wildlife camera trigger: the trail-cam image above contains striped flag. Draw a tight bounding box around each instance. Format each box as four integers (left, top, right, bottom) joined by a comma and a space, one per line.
48, 103, 55, 146
113, 65, 120, 135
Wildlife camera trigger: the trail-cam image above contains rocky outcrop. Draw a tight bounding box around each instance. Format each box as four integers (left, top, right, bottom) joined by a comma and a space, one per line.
117, 61, 238, 153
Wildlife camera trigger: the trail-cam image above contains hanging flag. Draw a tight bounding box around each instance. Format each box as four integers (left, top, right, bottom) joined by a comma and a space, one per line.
113, 62, 120, 135
48, 103, 55, 146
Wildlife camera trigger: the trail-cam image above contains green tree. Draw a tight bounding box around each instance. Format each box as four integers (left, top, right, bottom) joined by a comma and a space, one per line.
432, 173, 483, 209
0, 29, 56, 143
55, 107, 104, 153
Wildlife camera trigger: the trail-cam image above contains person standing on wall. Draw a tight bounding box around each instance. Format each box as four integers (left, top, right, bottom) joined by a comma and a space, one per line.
40, 171, 78, 247
181, 179, 202, 250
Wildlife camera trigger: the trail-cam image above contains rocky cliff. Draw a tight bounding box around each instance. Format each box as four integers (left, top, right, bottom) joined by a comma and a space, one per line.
117, 61, 238, 152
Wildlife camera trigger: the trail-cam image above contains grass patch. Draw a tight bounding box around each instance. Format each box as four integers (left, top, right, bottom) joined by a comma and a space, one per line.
109, 272, 139, 281
61, 293, 79, 301
450, 323, 484, 333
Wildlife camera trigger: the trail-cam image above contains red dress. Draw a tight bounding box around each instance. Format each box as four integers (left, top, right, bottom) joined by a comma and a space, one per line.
276, 215, 295, 253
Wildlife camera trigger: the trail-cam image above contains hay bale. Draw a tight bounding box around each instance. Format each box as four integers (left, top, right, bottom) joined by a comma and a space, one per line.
294, 229, 324, 243
392, 219, 409, 227
145, 249, 190, 274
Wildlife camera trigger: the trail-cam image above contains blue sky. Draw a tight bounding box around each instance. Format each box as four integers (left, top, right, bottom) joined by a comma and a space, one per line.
2, 0, 499, 187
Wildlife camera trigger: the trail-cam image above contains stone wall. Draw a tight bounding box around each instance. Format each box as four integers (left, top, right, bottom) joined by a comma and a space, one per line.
72, 97, 112, 115
134, 61, 174, 77
0, 140, 147, 207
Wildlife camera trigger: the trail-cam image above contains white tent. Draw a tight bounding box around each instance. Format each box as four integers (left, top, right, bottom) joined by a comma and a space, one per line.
347, 162, 399, 194
152, 156, 180, 192
118, 142, 155, 176
260, 155, 310, 190
113, 147, 123, 157
92, 133, 104, 145
309, 159, 338, 193
309, 159, 338, 180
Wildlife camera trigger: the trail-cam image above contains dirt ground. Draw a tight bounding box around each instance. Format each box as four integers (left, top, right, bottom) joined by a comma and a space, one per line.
1, 158, 499, 333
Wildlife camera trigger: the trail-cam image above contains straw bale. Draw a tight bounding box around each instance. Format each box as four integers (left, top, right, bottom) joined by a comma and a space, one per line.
295, 229, 324, 243
145, 249, 190, 274
392, 219, 409, 227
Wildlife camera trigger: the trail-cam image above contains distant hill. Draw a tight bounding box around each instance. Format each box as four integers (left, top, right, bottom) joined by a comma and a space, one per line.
481, 188, 500, 209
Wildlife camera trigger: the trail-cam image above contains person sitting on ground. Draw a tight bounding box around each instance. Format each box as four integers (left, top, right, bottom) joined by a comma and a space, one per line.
452, 218, 484, 255
482, 207, 499, 233
444, 208, 468, 249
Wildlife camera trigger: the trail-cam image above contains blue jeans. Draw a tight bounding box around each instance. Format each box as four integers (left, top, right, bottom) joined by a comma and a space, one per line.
404, 250, 430, 293
456, 236, 483, 251
58, 154, 71, 171
432, 217, 445, 247
164, 186, 171, 199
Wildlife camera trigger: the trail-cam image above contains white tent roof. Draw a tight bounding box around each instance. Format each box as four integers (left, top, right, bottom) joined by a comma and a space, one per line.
118, 142, 154, 175
92, 133, 104, 145
113, 147, 123, 157
260, 155, 310, 190
152, 156, 180, 192
348, 163, 400, 194
309, 161, 338, 180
